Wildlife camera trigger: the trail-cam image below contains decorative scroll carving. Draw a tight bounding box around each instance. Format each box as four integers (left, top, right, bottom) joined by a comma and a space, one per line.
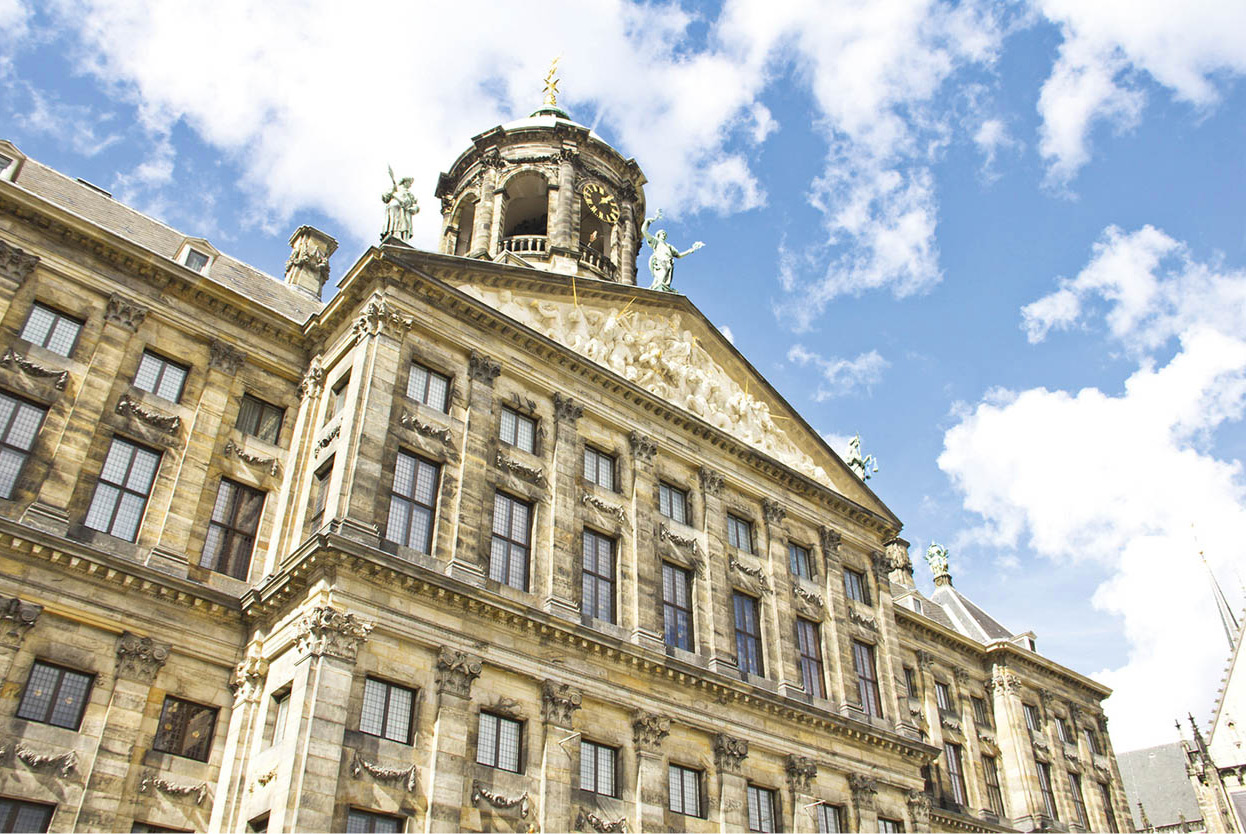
542, 680, 583, 727
698, 466, 723, 496
400, 412, 453, 447
298, 357, 325, 400
468, 350, 501, 385
352, 297, 415, 340
351, 750, 418, 792
295, 606, 373, 661
138, 770, 207, 804
0, 238, 39, 285
105, 293, 148, 330
117, 393, 180, 434
1, 596, 41, 645
713, 734, 748, 773
552, 392, 583, 424
436, 647, 482, 698
480, 150, 507, 170
508, 391, 537, 414
228, 647, 267, 703
223, 440, 280, 476
314, 425, 340, 458
785, 754, 817, 793
792, 585, 826, 619
471, 780, 530, 817
728, 555, 771, 596
208, 340, 246, 375
885, 538, 912, 572
906, 789, 932, 829
495, 452, 547, 487
581, 492, 628, 528
628, 431, 656, 462
819, 526, 842, 556
761, 499, 786, 525
0, 348, 68, 390
15, 743, 77, 778
849, 608, 878, 632
116, 632, 170, 683
915, 650, 935, 670
577, 809, 628, 833
848, 774, 878, 812
632, 711, 671, 752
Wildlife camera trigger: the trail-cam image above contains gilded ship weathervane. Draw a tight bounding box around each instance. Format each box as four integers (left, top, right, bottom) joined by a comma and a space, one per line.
542, 56, 561, 109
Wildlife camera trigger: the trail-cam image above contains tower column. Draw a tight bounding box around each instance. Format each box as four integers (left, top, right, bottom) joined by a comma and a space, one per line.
425, 647, 482, 832
470, 166, 497, 259
631, 711, 671, 832
553, 151, 577, 252
619, 202, 638, 285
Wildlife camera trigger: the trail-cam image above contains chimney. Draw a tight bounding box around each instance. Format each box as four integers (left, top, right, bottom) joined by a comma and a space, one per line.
285, 225, 337, 300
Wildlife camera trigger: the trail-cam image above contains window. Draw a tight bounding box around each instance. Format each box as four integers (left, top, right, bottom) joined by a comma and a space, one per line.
499, 406, 536, 453
1036, 761, 1059, 820
201, 479, 265, 579
904, 666, 919, 698
1024, 703, 1042, 732
878, 819, 904, 833
345, 809, 403, 834
581, 529, 615, 622
1099, 782, 1118, 832
935, 681, 954, 711
727, 514, 753, 553
1055, 716, 1072, 743
789, 543, 813, 579
236, 395, 283, 444
184, 248, 210, 273
153, 696, 218, 762
816, 804, 843, 833
309, 459, 332, 528
972, 696, 991, 726
246, 816, 269, 834
853, 641, 883, 719
16, 661, 93, 729
1069, 771, 1088, 827
359, 677, 415, 744
662, 562, 694, 651
580, 740, 617, 797
489, 492, 531, 590
406, 362, 450, 412
0, 799, 54, 833
324, 375, 349, 425
132, 823, 191, 833
133, 351, 188, 402
983, 754, 1005, 817
747, 785, 777, 833
476, 712, 522, 772
20, 302, 82, 356
658, 482, 688, 524
386, 452, 439, 553
733, 593, 763, 676
583, 446, 615, 490
796, 618, 825, 699
0, 392, 45, 499
944, 742, 968, 806
84, 437, 160, 541
669, 764, 702, 817
844, 568, 870, 604
1084, 727, 1103, 755
269, 689, 290, 746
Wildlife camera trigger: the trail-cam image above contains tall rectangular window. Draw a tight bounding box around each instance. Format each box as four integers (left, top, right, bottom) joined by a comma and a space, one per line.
235, 395, 283, 444
269, 690, 290, 746
853, 640, 883, 718
1036, 761, 1059, 820
662, 562, 694, 651
359, 678, 415, 744
323, 374, 349, 425
796, 618, 825, 699
1084, 727, 1103, 755
1069, 771, 1088, 827
499, 407, 536, 453
16, 661, 93, 729
747, 785, 777, 833
21, 302, 82, 356
658, 482, 688, 524
944, 742, 968, 806
152, 696, 218, 762
0, 392, 45, 499
84, 437, 160, 541
733, 593, 763, 676
581, 529, 615, 622
201, 478, 265, 579
406, 362, 450, 412
904, 667, 919, 698
817, 804, 843, 833
583, 447, 615, 490
476, 712, 522, 773
1055, 716, 1072, 743
935, 681, 953, 711
727, 514, 753, 553
345, 809, 403, 834
1099, 782, 1118, 832
789, 543, 813, 579
385, 451, 439, 553
669, 764, 701, 817
844, 568, 870, 604
983, 754, 1005, 817
489, 492, 531, 590
309, 459, 332, 528
1024, 703, 1042, 732
878, 819, 904, 833
133, 350, 188, 402
580, 740, 617, 797
972, 696, 991, 726
0, 799, 54, 833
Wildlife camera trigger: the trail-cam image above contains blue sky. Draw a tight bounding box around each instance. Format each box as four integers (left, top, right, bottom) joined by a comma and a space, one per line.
3, 0, 1245, 750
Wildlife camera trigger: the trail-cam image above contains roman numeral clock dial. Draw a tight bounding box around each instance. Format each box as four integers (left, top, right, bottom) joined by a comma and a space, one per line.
582, 182, 620, 224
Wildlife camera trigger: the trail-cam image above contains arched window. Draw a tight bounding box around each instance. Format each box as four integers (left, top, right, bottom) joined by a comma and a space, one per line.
453, 198, 477, 256
501, 172, 548, 254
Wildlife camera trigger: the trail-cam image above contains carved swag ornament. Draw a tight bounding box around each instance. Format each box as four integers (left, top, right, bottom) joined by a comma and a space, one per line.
582, 491, 628, 529
223, 440, 280, 477
138, 770, 208, 804
471, 780, 530, 817
541, 680, 583, 727
351, 750, 418, 792
577, 809, 628, 833
495, 452, 547, 487
116, 632, 170, 683
713, 733, 749, 773
295, 606, 373, 661
15, 743, 77, 778
0, 348, 69, 390
117, 393, 180, 435
400, 412, 453, 448
436, 646, 482, 698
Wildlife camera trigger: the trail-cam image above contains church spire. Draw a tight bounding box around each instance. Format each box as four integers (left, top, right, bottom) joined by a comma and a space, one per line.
1200, 547, 1239, 650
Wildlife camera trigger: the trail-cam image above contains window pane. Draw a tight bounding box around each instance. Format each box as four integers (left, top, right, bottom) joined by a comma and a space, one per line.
477, 713, 498, 766
20, 304, 54, 346
498, 716, 520, 771
49, 669, 91, 729
133, 353, 162, 393
360, 678, 387, 736
386, 685, 413, 743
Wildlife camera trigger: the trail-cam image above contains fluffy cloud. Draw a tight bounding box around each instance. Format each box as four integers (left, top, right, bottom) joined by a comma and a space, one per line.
1035, 0, 1246, 185
943, 228, 1246, 749
788, 343, 889, 400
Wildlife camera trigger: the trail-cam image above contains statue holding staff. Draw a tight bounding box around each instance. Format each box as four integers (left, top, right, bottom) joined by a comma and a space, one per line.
382, 165, 419, 242
642, 209, 704, 292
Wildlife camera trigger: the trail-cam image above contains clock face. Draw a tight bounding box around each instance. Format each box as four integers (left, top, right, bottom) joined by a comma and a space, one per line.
582, 182, 620, 224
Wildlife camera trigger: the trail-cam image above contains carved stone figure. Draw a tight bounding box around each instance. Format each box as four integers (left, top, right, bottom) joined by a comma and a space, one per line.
382, 167, 419, 242
846, 434, 878, 480
926, 542, 951, 585
641, 209, 704, 292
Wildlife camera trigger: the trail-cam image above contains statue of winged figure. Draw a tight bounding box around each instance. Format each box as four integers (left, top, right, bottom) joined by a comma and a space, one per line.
926, 542, 950, 580
641, 209, 704, 293
381, 165, 419, 242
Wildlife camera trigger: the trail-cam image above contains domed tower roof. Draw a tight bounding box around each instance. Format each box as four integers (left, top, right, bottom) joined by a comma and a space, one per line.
434, 63, 647, 285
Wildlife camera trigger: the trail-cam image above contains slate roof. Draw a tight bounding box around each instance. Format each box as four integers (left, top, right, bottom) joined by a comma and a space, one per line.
5, 148, 322, 323
1118, 742, 1202, 829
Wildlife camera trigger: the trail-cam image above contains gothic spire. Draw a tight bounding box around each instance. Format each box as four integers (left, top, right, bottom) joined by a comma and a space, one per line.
1202, 551, 1239, 650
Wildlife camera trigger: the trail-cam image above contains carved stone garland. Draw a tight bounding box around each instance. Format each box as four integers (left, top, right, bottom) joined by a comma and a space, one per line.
15, 743, 78, 778
728, 555, 771, 596
471, 780, 530, 817
495, 452, 547, 487
577, 808, 628, 833
314, 425, 340, 458
436, 647, 482, 698
632, 711, 671, 752
0, 348, 69, 390
117, 393, 180, 434
223, 440, 280, 476
792, 585, 826, 619
713, 734, 749, 773
351, 750, 418, 792
138, 770, 208, 804
542, 680, 583, 727
400, 412, 453, 448
581, 491, 628, 529
658, 525, 704, 576
295, 606, 373, 661
116, 632, 170, 683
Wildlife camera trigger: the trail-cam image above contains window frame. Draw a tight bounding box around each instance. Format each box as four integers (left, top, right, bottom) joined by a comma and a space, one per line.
16, 660, 94, 730
668, 763, 702, 818
499, 406, 536, 454
982, 754, 1005, 817
972, 695, 992, 727
1083, 726, 1103, 755
84, 436, 161, 542
1069, 771, 1088, 827
324, 374, 350, 425
935, 681, 954, 712
152, 695, 219, 762
269, 688, 291, 747
1024, 703, 1042, 732
726, 514, 753, 553
309, 459, 333, 529
235, 394, 284, 444
747, 784, 778, 833
816, 803, 843, 833
579, 739, 618, 797
581, 528, 616, 623
658, 481, 688, 525
20, 302, 83, 357
904, 666, 919, 699
733, 592, 764, 677
1055, 716, 1072, 744
853, 640, 884, 719
878, 818, 905, 833
476, 711, 523, 773
385, 450, 440, 553
662, 562, 694, 651
406, 362, 451, 412
796, 618, 825, 699
200, 477, 265, 580
1036, 761, 1059, 821
582, 446, 616, 491
844, 567, 870, 604
944, 742, 968, 806
359, 677, 416, 745
0, 391, 46, 500
345, 808, 404, 834
1099, 782, 1118, 831
133, 350, 189, 403
0, 798, 55, 833
489, 491, 532, 591
789, 542, 813, 579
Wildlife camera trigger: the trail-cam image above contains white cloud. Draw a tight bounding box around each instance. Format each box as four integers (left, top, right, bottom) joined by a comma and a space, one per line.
972, 117, 1019, 178
16, 86, 121, 157
944, 228, 1246, 749
1035, 0, 1246, 185
717, 324, 735, 345
0, 0, 30, 71
788, 343, 889, 400
820, 431, 854, 462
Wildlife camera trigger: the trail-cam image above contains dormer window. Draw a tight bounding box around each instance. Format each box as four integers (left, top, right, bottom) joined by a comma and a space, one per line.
175, 238, 218, 274
184, 249, 210, 272
0, 141, 24, 182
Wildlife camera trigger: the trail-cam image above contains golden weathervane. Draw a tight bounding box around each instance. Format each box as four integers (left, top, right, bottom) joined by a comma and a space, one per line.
542, 56, 561, 109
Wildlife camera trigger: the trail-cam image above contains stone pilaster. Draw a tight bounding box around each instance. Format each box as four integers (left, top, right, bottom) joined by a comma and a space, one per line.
425, 647, 482, 832
714, 734, 749, 831
989, 664, 1044, 829
632, 711, 671, 832
849, 773, 879, 833
818, 527, 850, 707
470, 165, 498, 259
761, 500, 796, 698
552, 151, 577, 252
258, 356, 323, 574
448, 351, 500, 584
618, 202, 638, 285
784, 755, 817, 833
627, 431, 663, 651
538, 680, 582, 831
699, 467, 734, 676
544, 393, 583, 621
906, 789, 932, 832
209, 643, 267, 832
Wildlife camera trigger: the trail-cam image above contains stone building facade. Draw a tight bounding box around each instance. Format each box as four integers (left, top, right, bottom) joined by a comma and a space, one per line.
0, 103, 1132, 834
